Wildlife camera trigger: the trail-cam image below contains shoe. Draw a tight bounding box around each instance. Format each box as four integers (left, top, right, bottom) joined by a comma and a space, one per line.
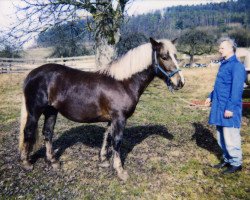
212, 162, 230, 169
222, 165, 242, 174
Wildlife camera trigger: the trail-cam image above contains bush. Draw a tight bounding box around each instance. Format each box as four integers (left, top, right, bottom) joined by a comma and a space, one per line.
37, 22, 92, 57
0, 45, 21, 58
51, 44, 91, 58
116, 32, 148, 56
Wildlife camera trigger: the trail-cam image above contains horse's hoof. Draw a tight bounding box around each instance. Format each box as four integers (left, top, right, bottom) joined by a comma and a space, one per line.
118, 170, 129, 182
22, 162, 34, 170
98, 160, 110, 168
51, 161, 60, 170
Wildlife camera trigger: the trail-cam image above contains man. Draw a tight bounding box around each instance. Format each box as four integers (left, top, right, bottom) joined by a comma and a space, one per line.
205, 37, 246, 174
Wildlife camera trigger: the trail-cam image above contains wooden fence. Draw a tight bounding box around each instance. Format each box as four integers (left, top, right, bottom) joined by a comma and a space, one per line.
0, 55, 96, 74
1, 56, 250, 82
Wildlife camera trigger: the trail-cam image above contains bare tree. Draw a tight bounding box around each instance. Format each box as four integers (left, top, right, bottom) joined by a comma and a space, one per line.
177, 29, 215, 64
10, 0, 131, 67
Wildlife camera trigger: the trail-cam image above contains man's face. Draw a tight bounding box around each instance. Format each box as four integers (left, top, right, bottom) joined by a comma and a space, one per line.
219, 41, 234, 59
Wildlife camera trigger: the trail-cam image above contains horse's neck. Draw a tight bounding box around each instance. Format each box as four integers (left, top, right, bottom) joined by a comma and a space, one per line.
124, 66, 155, 101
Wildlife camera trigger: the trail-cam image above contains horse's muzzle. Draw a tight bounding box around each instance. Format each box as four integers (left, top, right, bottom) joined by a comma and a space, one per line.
173, 79, 185, 90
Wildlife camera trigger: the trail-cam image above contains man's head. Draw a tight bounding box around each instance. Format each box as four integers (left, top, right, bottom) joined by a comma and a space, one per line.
218, 37, 237, 59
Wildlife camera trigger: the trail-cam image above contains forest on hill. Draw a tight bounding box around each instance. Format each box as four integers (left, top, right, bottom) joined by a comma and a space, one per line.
122, 0, 249, 38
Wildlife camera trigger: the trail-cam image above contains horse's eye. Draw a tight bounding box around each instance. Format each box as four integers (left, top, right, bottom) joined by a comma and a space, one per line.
161, 56, 168, 60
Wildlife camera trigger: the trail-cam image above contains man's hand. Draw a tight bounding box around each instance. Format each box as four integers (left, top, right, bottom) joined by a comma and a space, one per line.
224, 110, 233, 118
205, 98, 211, 107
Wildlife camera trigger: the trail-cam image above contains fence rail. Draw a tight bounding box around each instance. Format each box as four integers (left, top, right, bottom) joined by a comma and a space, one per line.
0, 55, 96, 74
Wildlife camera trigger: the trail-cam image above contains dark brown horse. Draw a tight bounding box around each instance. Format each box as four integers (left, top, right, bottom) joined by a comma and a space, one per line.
19, 38, 184, 181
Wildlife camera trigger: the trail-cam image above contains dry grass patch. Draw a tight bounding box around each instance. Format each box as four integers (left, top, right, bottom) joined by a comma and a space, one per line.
181, 67, 218, 100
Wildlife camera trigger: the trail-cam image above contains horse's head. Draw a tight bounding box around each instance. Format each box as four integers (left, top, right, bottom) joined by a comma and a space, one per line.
150, 37, 185, 91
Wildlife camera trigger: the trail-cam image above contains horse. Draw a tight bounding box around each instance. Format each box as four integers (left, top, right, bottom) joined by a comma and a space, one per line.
19, 37, 185, 181
236, 48, 250, 85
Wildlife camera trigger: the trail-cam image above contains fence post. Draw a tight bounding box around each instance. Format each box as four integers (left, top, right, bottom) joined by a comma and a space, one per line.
8, 63, 11, 73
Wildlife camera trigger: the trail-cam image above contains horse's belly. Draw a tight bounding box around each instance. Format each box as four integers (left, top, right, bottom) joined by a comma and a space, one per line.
55, 102, 111, 123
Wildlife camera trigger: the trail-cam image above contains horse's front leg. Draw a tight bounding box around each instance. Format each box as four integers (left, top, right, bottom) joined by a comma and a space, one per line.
111, 117, 129, 181
99, 123, 112, 168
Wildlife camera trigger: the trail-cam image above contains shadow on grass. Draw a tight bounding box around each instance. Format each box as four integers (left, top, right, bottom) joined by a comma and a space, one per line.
31, 124, 173, 164
191, 122, 221, 160
121, 125, 173, 163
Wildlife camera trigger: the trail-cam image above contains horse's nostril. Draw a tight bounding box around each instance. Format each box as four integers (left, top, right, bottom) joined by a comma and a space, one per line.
178, 80, 184, 88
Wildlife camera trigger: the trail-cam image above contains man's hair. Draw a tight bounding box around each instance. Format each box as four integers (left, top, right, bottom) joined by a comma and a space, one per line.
218, 37, 237, 53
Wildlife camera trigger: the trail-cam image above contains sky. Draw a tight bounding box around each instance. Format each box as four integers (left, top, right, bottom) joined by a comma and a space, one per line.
0, 0, 17, 28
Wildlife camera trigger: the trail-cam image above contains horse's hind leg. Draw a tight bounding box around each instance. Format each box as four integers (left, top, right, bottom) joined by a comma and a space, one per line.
20, 114, 40, 170
42, 106, 59, 169
99, 122, 112, 167
111, 117, 129, 181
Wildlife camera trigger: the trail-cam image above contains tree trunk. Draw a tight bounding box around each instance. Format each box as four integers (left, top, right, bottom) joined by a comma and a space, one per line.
94, 0, 122, 68
95, 30, 120, 68
189, 54, 194, 64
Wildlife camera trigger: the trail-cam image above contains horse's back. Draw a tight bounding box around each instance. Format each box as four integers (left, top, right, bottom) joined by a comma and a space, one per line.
23, 64, 85, 104
24, 63, 94, 90
25, 64, 82, 82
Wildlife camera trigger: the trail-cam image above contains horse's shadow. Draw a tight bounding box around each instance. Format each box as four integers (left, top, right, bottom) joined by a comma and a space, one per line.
191, 122, 221, 160
31, 124, 173, 164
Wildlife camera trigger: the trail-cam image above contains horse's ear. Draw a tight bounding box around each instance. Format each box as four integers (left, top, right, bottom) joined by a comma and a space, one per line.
150, 37, 160, 51
172, 38, 178, 44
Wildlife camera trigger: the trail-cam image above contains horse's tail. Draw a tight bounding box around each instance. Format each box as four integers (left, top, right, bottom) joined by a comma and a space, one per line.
19, 95, 40, 152
19, 96, 27, 152
244, 50, 250, 68
242, 49, 250, 85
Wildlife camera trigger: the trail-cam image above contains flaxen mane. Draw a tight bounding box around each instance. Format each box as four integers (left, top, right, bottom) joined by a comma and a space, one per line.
99, 40, 177, 80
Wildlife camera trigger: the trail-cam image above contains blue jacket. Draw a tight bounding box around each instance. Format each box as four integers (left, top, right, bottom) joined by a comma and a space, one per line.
209, 55, 246, 128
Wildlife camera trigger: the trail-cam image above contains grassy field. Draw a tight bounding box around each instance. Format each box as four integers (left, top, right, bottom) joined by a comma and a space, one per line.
0, 67, 249, 199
